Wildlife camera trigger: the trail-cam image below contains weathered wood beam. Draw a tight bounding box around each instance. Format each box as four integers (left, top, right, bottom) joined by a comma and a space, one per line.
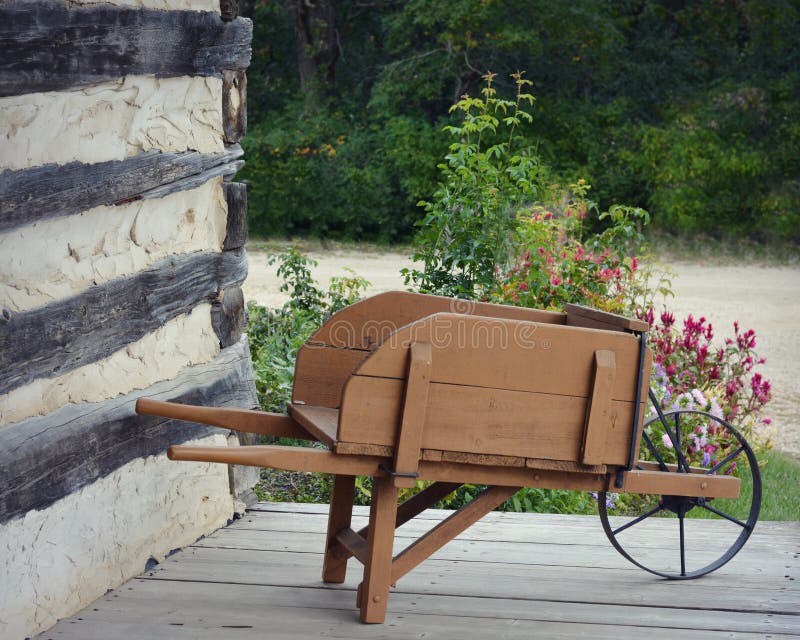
0, 146, 243, 233
222, 182, 248, 250
211, 286, 247, 348
0, 249, 248, 395
0, 2, 252, 97
222, 70, 247, 143
0, 338, 257, 525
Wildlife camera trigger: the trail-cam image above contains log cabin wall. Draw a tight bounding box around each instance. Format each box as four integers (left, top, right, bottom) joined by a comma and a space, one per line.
0, 1, 256, 637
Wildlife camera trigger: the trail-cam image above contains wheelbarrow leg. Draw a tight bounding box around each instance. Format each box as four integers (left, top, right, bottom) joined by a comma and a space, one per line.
359, 474, 398, 623
322, 474, 356, 583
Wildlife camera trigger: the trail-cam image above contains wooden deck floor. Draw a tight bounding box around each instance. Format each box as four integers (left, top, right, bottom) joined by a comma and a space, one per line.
43, 502, 799, 639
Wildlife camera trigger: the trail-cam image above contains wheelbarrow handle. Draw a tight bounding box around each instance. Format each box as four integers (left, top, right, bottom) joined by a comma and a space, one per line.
135, 398, 311, 439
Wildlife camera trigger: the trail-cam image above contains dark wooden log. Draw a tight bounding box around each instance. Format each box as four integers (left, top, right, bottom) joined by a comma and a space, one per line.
0, 146, 243, 233
0, 249, 248, 395
222, 182, 248, 250
0, 2, 252, 97
0, 339, 258, 525
220, 0, 240, 21
211, 286, 246, 348
222, 70, 248, 143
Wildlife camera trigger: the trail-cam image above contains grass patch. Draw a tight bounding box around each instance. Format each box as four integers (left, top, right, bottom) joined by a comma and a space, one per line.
246, 236, 412, 256
757, 449, 800, 521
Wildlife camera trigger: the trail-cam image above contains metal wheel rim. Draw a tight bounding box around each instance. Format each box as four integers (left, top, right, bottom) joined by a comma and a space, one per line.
599, 409, 762, 579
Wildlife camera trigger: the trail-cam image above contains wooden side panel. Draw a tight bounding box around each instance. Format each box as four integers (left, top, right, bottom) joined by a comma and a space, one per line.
292, 344, 369, 408
338, 376, 637, 465
309, 291, 565, 350
355, 314, 643, 402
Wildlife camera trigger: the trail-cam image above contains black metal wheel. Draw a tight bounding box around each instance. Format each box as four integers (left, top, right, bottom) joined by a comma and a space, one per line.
599, 401, 761, 579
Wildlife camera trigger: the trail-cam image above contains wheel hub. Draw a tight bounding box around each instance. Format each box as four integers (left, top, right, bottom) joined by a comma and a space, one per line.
660, 494, 695, 517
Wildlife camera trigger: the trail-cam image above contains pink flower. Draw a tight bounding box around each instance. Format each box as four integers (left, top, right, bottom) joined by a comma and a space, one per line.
518, 282, 528, 291
661, 433, 673, 448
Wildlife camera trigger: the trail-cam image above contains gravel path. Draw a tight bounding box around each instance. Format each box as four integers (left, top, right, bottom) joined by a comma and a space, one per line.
243, 249, 800, 458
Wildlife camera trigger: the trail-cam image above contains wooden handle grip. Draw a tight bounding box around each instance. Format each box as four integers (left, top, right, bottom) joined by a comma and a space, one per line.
135, 398, 312, 439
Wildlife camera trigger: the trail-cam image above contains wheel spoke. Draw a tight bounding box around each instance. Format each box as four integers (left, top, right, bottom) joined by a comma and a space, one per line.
648, 392, 691, 472
641, 431, 669, 472
674, 413, 682, 470
706, 445, 745, 475
694, 501, 750, 529
612, 503, 665, 536
678, 514, 686, 576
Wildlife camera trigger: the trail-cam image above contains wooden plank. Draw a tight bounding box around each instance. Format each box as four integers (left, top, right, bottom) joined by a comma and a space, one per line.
619, 469, 741, 499
0, 249, 248, 395
222, 69, 247, 143
144, 545, 800, 613
135, 398, 309, 440
581, 350, 617, 465
50, 578, 800, 637
566, 304, 650, 332
353, 313, 647, 403
339, 376, 638, 464
390, 485, 518, 582
0, 338, 256, 525
198, 524, 791, 573
309, 291, 566, 350
390, 342, 432, 487
293, 344, 369, 408
287, 404, 339, 448
222, 182, 248, 250
0, 3, 252, 97
0, 146, 243, 233
525, 458, 607, 473
442, 451, 526, 468
211, 286, 247, 348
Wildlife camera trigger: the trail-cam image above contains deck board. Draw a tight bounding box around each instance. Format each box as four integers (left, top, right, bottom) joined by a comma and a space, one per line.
41, 502, 800, 639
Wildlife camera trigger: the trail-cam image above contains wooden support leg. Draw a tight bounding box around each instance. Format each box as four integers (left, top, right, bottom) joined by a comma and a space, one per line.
322, 474, 356, 583
359, 475, 399, 623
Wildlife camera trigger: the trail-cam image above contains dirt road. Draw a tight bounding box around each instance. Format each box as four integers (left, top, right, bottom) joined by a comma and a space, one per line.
243, 249, 800, 457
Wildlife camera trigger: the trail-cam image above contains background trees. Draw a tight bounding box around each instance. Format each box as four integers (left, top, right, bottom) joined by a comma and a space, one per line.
240, 0, 800, 243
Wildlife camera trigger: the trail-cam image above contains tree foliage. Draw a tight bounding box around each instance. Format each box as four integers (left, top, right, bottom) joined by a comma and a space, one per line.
240, 0, 800, 242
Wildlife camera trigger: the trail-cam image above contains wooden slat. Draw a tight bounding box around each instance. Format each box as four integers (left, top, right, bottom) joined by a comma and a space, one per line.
619, 469, 741, 499
581, 350, 617, 465
353, 313, 647, 402
390, 342, 432, 487
293, 345, 369, 408
222, 182, 248, 251
309, 291, 565, 350
334, 528, 367, 565
525, 458, 607, 473
0, 146, 243, 233
211, 286, 247, 348
0, 3, 252, 97
339, 376, 637, 464
0, 249, 248, 395
566, 304, 650, 332
0, 338, 256, 525
222, 70, 247, 143
287, 405, 339, 448
390, 485, 518, 583
442, 451, 526, 468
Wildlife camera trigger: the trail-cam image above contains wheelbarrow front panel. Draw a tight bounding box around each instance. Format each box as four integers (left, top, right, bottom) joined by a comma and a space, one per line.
337, 313, 651, 468
293, 291, 567, 409
308, 290, 566, 350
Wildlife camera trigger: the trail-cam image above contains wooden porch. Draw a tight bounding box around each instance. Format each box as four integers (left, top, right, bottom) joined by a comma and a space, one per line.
42, 502, 799, 639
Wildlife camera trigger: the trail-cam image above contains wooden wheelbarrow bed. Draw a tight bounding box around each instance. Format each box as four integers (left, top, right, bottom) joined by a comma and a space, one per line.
137, 291, 760, 623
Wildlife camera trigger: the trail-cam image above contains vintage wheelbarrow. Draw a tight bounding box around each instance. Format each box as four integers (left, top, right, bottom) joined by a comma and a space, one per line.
137, 291, 761, 623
